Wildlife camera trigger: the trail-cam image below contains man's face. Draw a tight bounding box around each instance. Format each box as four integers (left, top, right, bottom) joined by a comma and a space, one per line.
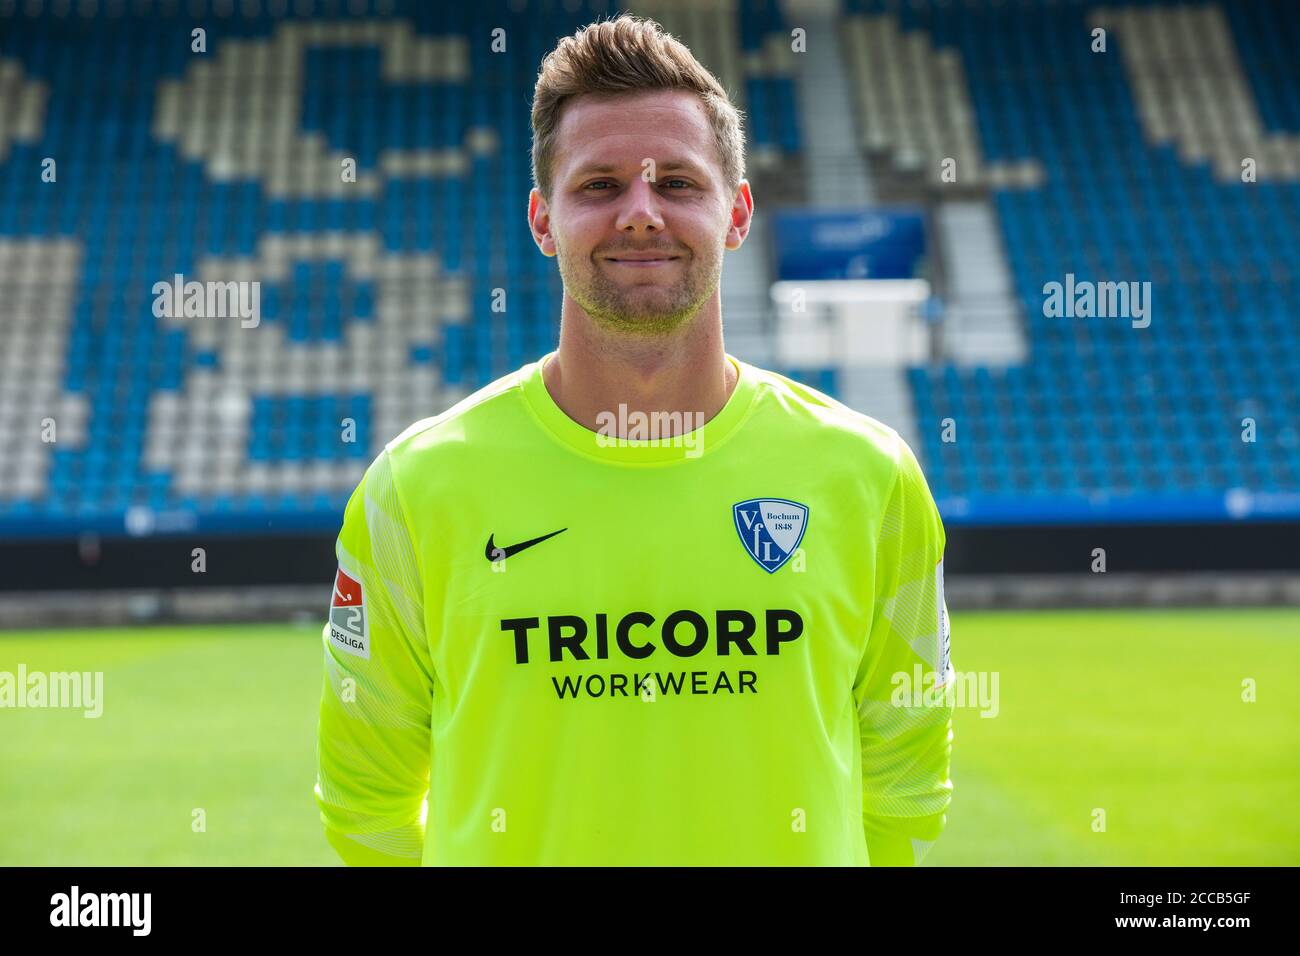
529, 89, 751, 337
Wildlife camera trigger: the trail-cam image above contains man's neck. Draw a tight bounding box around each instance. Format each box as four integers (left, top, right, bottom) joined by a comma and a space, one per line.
542, 318, 737, 440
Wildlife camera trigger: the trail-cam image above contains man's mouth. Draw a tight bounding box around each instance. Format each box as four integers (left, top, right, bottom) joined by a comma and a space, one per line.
605, 255, 680, 267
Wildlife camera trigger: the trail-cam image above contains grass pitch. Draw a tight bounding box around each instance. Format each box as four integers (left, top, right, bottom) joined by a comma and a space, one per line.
1, 609, 1296, 865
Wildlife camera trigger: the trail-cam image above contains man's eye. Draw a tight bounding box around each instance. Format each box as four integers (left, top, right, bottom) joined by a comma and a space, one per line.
583, 179, 691, 191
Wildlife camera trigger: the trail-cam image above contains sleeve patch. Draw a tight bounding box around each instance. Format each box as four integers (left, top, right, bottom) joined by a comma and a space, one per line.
329, 566, 370, 659
935, 557, 951, 686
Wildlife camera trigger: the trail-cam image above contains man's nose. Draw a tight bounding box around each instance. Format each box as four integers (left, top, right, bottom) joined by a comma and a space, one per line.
615, 177, 665, 231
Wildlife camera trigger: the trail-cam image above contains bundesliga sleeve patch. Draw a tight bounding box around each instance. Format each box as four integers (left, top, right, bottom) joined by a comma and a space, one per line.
329, 566, 370, 660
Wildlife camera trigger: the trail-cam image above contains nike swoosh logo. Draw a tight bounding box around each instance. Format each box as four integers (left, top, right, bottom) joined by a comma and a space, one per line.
485, 528, 567, 561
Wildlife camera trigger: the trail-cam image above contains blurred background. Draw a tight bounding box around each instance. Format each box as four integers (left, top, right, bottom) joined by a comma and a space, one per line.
0, 0, 1296, 865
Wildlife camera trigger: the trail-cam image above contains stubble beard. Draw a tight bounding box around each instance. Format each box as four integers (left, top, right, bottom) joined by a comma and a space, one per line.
556, 236, 723, 338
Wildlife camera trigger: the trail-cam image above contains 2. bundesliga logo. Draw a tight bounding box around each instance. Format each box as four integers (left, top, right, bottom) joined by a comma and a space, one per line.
733, 498, 808, 573
328, 566, 370, 659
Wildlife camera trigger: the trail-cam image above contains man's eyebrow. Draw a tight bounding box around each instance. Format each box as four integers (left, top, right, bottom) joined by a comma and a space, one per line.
569, 160, 707, 178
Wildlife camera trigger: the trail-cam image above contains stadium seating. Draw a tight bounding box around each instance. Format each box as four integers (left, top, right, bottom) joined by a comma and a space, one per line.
844, 0, 1300, 522
0, 0, 1296, 535
0, 0, 803, 536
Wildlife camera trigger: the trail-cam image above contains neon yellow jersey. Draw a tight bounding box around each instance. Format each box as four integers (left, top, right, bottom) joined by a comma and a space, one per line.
314, 351, 954, 866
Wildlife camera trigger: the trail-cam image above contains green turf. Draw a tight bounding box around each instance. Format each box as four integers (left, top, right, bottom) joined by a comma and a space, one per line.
1, 610, 1297, 865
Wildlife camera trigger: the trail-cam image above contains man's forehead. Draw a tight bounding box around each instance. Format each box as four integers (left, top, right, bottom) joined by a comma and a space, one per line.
556, 91, 715, 179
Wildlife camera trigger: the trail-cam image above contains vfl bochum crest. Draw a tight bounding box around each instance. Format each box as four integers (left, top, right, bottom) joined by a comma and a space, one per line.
733, 498, 809, 573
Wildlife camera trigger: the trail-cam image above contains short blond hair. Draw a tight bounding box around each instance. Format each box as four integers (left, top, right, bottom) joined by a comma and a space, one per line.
530, 14, 746, 202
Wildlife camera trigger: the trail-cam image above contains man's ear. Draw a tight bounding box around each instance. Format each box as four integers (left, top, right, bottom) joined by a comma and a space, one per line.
725, 180, 754, 251
529, 188, 557, 257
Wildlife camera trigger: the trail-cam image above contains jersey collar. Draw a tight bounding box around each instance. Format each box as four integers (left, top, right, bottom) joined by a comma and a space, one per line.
521, 350, 759, 465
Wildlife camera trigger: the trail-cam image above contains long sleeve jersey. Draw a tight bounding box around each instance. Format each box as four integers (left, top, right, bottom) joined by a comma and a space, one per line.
315, 350, 954, 866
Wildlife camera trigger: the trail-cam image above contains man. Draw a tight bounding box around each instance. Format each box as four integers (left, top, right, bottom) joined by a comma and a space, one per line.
315, 14, 953, 866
